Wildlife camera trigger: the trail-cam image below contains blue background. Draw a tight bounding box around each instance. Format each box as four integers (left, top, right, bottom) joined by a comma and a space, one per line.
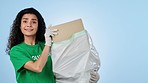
0, 0, 148, 83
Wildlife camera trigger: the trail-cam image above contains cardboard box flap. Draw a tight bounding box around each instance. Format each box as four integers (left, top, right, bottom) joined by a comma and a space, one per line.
50, 19, 84, 42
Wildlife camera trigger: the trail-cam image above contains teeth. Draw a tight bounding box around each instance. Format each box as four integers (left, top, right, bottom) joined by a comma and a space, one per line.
25, 29, 33, 32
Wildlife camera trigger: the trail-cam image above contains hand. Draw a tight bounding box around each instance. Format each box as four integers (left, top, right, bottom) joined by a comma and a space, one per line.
44, 25, 58, 46
89, 69, 100, 83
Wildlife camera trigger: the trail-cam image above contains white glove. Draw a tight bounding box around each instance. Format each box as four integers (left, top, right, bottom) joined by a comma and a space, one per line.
89, 69, 100, 83
44, 25, 58, 46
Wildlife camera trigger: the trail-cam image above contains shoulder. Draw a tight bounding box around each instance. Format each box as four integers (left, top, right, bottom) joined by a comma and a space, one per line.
10, 44, 21, 51
38, 41, 45, 49
38, 41, 45, 45
10, 43, 25, 55
38, 41, 45, 47
10, 42, 24, 50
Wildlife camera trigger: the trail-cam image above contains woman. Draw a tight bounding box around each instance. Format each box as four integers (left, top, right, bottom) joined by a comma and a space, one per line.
6, 7, 57, 83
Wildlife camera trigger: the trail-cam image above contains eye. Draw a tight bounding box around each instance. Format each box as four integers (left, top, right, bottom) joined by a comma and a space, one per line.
23, 20, 27, 23
32, 21, 37, 24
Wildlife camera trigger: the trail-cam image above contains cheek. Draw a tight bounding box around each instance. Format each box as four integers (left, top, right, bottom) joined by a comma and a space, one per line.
35, 28, 38, 32
34, 26, 38, 33
34, 23, 38, 31
20, 21, 25, 27
20, 23, 25, 30
35, 24, 38, 30
20, 26, 24, 33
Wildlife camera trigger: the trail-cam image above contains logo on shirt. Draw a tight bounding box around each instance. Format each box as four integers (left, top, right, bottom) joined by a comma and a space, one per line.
32, 55, 40, 61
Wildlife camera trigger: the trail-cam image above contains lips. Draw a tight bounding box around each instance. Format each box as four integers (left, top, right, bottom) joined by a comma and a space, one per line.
24, 28, 34, 32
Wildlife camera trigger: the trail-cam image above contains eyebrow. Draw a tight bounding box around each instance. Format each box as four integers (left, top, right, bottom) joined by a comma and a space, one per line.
22, 18, 37, 21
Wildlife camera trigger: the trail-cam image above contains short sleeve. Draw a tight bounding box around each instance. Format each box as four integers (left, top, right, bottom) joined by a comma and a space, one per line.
10, 47, 31, 72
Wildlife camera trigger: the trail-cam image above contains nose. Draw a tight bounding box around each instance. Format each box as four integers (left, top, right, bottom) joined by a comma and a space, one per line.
27, 21, 32, 27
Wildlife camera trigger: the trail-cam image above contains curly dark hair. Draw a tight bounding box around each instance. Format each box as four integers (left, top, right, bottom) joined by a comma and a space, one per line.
6, 7, 46, 55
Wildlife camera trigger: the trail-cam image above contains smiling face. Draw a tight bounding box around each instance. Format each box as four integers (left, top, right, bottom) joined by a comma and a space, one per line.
20, 14, 38, 37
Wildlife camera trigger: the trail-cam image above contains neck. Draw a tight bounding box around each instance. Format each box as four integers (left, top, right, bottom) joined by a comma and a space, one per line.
24, 35, 37, 45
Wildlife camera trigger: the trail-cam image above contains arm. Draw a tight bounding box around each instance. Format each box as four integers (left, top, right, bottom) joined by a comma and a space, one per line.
24, 26, 57, 73
24, 45, 50, 72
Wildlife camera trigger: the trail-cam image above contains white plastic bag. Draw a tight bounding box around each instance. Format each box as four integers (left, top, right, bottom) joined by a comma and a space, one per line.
51, 30, 100, 83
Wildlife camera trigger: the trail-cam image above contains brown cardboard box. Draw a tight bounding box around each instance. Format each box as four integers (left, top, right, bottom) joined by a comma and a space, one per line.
50, 19, 84, 42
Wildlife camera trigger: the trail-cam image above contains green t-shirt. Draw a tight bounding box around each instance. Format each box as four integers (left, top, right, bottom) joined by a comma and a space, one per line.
10, 42, 55, 83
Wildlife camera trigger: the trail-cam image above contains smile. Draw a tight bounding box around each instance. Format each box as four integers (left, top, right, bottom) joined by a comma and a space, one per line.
24, 29, 34, 32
